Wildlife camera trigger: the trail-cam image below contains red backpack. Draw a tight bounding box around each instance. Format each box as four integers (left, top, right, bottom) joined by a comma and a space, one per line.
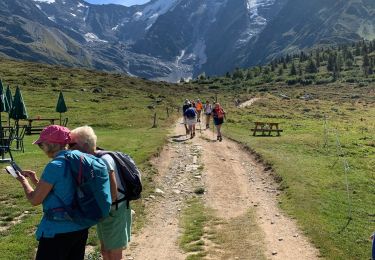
215, 107, 225, 119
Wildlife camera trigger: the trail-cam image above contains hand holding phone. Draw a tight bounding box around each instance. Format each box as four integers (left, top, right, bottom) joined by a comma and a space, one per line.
11, 161, 22, 172
5, 166, 19, 178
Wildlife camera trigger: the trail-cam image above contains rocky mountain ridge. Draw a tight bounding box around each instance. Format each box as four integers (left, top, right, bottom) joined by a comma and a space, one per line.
0, 0, 374, 81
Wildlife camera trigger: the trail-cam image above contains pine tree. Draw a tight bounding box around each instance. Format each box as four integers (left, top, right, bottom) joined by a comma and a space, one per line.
232, 68, 244, 80
290, 62, 297, 76
246, 70, 253, 80
315, 50, 320, 67
277, 67, 283, 76
306, 59, 318, 73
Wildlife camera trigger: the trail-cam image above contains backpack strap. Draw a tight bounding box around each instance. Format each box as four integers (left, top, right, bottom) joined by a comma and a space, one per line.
45, 153, 83, 221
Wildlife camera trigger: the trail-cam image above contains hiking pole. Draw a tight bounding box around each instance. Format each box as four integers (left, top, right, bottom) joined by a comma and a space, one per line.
212, 117, 215, 140
199, 119, 202, 135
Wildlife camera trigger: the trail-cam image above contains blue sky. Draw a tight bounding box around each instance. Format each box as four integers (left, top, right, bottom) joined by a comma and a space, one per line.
85, 0, 151, 6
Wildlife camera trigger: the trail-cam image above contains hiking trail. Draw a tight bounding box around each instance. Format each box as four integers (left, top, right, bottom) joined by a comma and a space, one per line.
126, 111, 320, 259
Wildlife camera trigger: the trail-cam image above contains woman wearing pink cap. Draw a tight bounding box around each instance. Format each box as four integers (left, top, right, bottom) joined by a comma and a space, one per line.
16, 125, 90, 260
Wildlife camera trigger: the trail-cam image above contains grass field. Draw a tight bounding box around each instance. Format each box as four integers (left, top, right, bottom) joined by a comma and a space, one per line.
223, 84, 375, 259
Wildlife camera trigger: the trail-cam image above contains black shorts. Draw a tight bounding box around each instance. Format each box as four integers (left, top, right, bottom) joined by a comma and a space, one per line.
214, 117, 224, 125
36, 228, 89, 260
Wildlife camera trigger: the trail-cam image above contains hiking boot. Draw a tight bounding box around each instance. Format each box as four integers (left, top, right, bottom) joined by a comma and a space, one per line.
206, 124, 209, 129
190, 134, 194, 139
193, 132, 196, 137
217, 135, 220, 140
219, 136, 223, 142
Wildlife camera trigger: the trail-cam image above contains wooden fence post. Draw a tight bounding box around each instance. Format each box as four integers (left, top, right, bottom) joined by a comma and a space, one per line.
152, 112, 157, 128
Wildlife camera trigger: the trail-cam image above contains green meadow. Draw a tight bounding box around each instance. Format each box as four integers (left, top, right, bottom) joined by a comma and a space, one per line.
223, 84, 374, 259
0, 50, 374, 260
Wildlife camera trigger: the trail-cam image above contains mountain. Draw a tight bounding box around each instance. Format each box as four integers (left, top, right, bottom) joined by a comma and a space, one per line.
242, 0, 375, 66
0, 0, 374, 81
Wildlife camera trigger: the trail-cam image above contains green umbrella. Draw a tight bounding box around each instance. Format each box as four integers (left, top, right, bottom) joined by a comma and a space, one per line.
55, 91, 67, 125
10, 86, 28, 120
0, 80, 7, 112
10, 86, 28, 149
0, 79, 8, 138
5, 85, 12, 127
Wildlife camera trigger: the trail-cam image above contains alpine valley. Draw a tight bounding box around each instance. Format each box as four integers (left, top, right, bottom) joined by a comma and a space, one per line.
1, 0, 374, 81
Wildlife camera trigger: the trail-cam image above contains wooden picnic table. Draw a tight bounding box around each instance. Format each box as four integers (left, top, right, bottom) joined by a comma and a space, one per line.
23, 118, 59, 135
251, 122, 283, 136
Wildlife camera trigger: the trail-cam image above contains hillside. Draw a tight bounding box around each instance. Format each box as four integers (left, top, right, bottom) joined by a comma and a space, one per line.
188, 39, 375, 96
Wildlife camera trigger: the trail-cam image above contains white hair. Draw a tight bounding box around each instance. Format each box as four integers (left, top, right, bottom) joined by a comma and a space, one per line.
70, 125, 97, 151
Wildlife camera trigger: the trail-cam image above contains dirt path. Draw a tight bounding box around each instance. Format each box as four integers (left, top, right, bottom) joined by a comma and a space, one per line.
126, 117, 320, 259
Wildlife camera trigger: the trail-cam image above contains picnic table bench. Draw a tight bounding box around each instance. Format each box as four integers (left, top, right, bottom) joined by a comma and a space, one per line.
23, 118, 59, 135
251, 122, 283, 136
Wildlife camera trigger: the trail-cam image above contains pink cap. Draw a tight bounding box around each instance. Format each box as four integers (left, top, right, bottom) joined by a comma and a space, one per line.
33, 125, 71, 145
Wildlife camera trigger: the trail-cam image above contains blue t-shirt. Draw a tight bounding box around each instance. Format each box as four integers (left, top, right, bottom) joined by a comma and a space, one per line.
35, 150, 88, 240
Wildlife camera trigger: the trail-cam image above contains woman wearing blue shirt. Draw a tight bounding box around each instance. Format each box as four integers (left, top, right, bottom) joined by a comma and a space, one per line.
16, 125, 89, 260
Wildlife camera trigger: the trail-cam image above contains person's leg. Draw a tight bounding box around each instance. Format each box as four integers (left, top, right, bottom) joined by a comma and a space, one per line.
100, 241, 110, 260
205, 114, 209, 129
36, 236, 68, 260
98, 203, 130, 260
216, 124, 222, 140
68, 229, 89, 260
192, 124, 196, 136
36, 229, 88, 260
100, 242, 122, 260
107, 249, 123, 260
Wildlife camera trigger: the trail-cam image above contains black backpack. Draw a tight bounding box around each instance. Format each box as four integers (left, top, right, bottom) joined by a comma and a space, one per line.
96, 151, 142, 208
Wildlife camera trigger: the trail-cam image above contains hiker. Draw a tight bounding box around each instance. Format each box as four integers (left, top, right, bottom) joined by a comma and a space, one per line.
212, 103, 226, 142
195, 99, 203, 123
182, 99, 191, 135
184, 105, 197, 138
70, 126, 131, 260
203, 100, 213, 129
16, 125, 90, 260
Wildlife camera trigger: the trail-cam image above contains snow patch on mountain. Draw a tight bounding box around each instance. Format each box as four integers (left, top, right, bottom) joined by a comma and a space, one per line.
143, 0, 180, 18
237, 0, 277, 46
33, 0, 55, 3
138, 0, 180, 30
84, 33, 108, 43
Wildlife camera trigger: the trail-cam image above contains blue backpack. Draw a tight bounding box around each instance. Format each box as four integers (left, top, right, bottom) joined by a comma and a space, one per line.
185, 107, 196, 119
45, 150, 112, 227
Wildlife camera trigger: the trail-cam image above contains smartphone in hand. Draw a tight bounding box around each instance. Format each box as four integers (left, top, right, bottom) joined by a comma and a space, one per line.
5, 166, 19, 178
11, 161, 22, 172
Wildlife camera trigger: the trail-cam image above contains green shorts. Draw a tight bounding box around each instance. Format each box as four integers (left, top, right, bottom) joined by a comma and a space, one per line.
97, 202, 132, 250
